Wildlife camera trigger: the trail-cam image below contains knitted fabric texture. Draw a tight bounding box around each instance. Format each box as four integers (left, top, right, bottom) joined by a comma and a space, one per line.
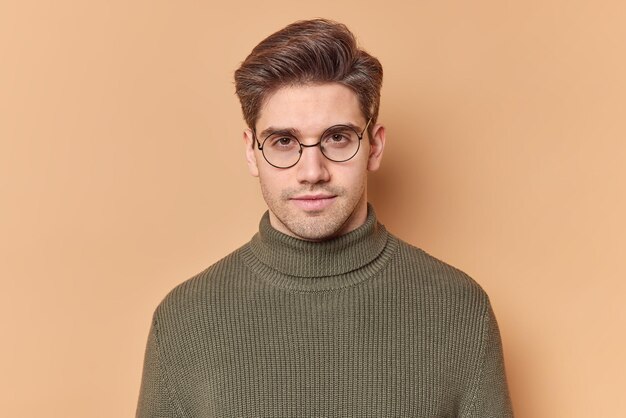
137, 206, 513, 417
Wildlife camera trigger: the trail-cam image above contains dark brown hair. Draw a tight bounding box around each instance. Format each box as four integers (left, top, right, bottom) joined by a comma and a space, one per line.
234, 19, 383, 131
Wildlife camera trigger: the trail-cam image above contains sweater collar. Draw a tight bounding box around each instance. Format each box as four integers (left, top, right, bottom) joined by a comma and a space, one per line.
248, 204, 389, 279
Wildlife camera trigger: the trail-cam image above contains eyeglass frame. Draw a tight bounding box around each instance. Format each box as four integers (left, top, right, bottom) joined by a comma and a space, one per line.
252, 117, 373, 169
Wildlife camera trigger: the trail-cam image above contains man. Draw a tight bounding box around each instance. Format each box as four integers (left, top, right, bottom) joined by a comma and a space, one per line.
137, 19, 513, 417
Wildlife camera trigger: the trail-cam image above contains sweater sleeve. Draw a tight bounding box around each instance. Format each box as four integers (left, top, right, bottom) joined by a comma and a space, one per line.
461, 301, 514, 418
136, 319, 185, 418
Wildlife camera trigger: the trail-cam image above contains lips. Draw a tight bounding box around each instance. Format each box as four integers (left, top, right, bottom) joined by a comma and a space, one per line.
290, 194, 337, 211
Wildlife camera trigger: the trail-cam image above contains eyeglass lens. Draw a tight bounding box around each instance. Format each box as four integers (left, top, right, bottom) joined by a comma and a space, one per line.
261, 125, 362, 168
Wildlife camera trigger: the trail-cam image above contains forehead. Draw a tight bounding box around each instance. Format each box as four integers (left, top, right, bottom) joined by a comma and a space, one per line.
257, 83, 364, 133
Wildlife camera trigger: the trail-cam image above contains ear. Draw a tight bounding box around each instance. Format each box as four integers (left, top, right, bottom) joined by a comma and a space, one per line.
367, 123, 386, 172
243, 129, 259, 177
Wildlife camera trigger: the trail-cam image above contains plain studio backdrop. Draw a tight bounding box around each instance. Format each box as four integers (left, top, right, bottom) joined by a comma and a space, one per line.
1, 1, 625, 417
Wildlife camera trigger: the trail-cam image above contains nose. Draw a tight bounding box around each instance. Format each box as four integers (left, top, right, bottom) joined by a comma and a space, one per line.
295, 143, 330, 184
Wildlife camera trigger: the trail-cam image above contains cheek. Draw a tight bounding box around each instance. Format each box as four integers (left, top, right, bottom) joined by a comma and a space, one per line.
258, 169, 289, 196
333, 164, 367, 189
343, 154, 369, 176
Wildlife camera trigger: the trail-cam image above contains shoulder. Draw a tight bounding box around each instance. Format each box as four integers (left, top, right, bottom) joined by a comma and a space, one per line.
153, 244, 250, 321
387, 235, 490, 309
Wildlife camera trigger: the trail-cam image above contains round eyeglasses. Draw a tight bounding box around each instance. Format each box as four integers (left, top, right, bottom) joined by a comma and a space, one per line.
253, 118, 372, 169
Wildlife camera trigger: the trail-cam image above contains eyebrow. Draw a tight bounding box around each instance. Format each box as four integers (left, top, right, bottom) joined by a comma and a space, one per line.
257, 122, 362, 140
258, 127, 301, 139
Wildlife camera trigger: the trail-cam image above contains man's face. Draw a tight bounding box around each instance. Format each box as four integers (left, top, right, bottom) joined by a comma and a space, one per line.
244, 83, 385, 241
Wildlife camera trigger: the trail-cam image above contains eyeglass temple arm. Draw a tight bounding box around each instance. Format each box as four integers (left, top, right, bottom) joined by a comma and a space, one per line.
360, 117, 373, 139
251, 130, 264, 150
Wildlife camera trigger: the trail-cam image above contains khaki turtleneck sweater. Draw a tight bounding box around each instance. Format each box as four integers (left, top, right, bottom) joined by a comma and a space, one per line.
137, 206, 513, 417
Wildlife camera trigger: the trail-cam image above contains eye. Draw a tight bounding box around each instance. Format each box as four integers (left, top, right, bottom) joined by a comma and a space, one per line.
322, 129, 354, 147
330, 133, 348, 142
267, 134, 298, 150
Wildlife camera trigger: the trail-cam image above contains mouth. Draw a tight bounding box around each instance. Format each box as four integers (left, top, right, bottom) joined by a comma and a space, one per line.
290, 194, 337, 211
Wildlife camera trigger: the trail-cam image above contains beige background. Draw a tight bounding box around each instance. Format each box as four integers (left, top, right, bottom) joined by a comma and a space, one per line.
1, 1, 625, 417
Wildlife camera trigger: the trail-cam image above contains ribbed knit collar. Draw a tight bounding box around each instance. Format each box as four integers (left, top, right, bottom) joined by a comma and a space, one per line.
242, 204, 396, 292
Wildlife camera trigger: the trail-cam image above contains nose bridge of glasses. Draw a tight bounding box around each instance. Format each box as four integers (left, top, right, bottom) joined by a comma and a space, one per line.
300, 140, 323, 149
298, 139, 326, 163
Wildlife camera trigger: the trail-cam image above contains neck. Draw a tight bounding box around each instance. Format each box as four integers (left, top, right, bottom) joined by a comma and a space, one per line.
240, 203, 398, 292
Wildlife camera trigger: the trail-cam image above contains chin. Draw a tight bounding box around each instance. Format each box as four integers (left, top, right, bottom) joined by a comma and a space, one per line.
268, 193, 366, 241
